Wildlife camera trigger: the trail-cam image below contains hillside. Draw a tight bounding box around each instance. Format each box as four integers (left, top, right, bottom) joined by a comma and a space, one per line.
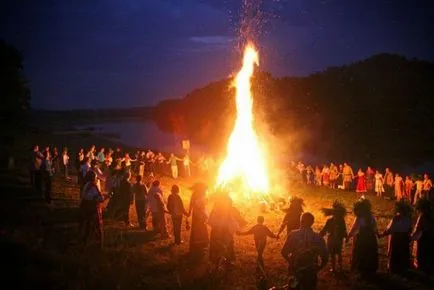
31, 106, 155, 129
154, 54, 434, 168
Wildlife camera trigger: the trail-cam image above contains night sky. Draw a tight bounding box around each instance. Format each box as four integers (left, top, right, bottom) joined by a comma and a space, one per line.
1, 0, 433, 110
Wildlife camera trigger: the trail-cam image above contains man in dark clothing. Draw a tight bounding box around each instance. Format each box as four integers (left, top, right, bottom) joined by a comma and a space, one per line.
132, 175, 148, 229
281, 212, 328, 290
32, 145, 44, 195
167, 185, 187, 244
118, 172, 133, 226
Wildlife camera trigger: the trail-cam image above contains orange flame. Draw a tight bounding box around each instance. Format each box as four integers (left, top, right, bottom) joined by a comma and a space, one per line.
215, 43, 269, 200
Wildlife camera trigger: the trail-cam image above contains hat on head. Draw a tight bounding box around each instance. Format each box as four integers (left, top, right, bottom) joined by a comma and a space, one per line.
321, 200, 347, 217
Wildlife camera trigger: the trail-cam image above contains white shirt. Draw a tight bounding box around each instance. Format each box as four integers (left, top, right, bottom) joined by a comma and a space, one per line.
91, 167, 105, 191
63, 154, 69, 165
183, 156, 190, 166
148, 186, 164, 213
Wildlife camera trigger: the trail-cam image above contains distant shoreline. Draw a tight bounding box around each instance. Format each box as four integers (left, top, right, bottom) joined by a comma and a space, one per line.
31, 107, 155, 130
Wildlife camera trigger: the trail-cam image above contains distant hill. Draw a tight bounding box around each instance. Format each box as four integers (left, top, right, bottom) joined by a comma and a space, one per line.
32, 106, 155, 128
154, 53, 434, 168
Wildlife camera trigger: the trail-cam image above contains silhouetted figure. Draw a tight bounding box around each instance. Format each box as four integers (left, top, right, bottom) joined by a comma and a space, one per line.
237, 216, 277, 269
167, 185, 188, 244
320, 201, 347, 272
132, 175, 148, 229
188, 182, 209, 255
42, 151, 54, 204
281, 212, 328, 290
378, 199, 412, 275
347, 198, 379, 278
118, 171, 133, 226
277, 197, 305, 238
412, 198, 434, 277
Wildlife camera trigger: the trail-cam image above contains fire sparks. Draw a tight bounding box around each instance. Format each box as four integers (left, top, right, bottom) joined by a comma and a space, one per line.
215, 43, 269, 200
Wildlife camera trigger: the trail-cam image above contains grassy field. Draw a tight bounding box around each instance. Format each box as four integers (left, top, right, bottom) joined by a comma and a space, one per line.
0, 168, 431, 290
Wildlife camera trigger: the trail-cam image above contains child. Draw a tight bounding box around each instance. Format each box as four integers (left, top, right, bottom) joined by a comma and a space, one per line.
132, 175, 148, 229
167, 185, 188, 244
237, 216, 277, 267
320, 201, 347, 272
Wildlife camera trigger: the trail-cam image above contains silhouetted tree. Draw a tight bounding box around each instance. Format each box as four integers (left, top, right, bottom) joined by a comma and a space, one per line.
0, 40, 31, 133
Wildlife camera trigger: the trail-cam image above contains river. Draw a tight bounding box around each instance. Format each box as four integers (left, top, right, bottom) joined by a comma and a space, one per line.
76, 121, 207, 155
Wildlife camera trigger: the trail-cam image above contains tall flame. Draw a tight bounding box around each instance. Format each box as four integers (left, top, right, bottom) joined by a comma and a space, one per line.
215, 43, 269, 200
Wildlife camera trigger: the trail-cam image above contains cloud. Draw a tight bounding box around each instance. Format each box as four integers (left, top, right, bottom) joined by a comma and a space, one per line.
190, 35, 233, 45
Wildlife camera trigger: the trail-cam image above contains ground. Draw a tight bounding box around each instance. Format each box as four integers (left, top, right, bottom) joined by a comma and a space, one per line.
0, 168, 431, 290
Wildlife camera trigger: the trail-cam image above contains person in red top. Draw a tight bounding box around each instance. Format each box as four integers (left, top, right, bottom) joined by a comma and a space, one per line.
356, 169, 367, 195
237, 216, 277, 268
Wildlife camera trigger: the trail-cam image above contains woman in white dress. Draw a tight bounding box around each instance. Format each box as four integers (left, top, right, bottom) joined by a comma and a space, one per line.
374, 170, 385, 197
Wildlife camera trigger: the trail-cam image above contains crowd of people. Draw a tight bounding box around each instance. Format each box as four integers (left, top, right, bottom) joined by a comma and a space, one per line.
29, 144, 217, 204
29, 144, 434, 289
289, 162, 433, 204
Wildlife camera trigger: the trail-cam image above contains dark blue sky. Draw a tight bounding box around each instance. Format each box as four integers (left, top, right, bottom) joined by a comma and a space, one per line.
1, 0, 433, 110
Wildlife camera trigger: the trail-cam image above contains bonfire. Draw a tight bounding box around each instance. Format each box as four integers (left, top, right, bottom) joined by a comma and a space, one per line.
215, 43, 269, 202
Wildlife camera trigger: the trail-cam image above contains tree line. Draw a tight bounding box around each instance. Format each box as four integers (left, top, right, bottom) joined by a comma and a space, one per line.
155, 53, 434, 169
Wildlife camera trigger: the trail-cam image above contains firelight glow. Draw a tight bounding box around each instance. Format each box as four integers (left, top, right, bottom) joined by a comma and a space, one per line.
215, 43, 269, 200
